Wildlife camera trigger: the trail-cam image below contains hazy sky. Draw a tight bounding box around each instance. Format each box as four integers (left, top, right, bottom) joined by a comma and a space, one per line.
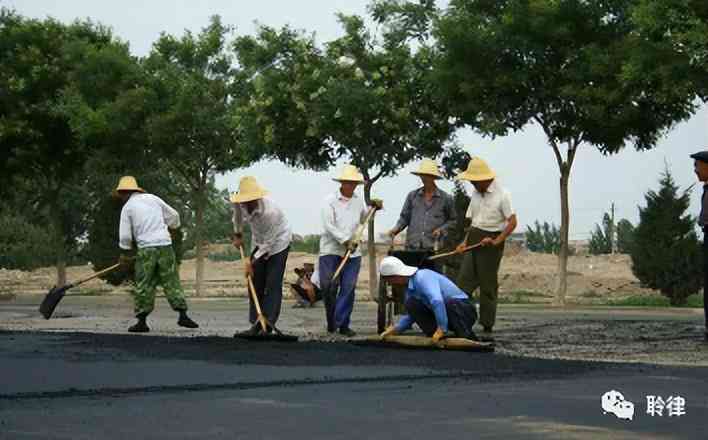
8, 0, 708, 239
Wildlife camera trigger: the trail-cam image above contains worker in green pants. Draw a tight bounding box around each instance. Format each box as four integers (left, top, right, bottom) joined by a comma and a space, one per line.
455, 157, 517, 336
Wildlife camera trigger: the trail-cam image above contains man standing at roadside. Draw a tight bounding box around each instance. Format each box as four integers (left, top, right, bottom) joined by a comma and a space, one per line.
319, 164, 381, 337
690, 150, 708, 341
115, 176, 199, 333
387, 158, 456, 253
455, 157, 517, 336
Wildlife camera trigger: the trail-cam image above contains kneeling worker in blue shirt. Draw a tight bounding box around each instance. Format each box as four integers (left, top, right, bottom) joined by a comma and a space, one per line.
379, 256, 478, 342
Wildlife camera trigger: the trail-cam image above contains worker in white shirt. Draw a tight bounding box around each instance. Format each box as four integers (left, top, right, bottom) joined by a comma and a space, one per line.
115, 176, 199, 333
231, 176, 292, 336
319, 165, 382, 336
455, 158, 517, 335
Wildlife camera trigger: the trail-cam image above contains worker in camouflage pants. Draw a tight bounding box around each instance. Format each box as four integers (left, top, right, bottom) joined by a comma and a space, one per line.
115, 176, 199, 333
132, 247, 188, 316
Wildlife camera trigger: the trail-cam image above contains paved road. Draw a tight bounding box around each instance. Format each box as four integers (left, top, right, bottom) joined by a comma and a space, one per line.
1, 331, 707, 439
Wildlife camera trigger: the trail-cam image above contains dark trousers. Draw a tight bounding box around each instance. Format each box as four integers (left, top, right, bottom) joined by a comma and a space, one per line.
703, 235, 708, 331
250, 247, 290, 326
319, 255, 361, 331
405, 296, 478, 339
456, 228, 504, 329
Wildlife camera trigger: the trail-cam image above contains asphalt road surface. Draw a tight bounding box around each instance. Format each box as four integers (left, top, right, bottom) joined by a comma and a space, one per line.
1, 330, 707, 439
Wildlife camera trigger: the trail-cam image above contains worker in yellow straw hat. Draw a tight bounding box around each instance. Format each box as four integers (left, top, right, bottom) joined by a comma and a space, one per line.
387, 158, 456, 256
231, 176, 292, 337
114, 176, 199, 333
319, 164, 382, 337
455, 157, 517, 336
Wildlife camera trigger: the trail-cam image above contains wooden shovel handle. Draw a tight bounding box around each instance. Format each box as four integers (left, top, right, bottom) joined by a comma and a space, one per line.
72, 263, 123, 287
239, 245, 268, 332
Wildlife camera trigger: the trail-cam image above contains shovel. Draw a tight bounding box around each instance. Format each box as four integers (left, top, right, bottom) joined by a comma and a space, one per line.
39, 262, 122, 319
323, 206, 378, 331
231, 206, 297, 342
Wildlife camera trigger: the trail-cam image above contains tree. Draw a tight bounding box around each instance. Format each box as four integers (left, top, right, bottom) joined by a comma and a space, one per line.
430, 0, 700, 304
526, 221, 561, 255
142, 16, 256, 296
616, 219, 635, 254
630, 168, 702, 305
233, 14, 456, 300
0, 10, 144, 285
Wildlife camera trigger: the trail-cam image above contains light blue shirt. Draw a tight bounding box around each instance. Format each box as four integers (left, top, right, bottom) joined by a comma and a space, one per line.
394, 269, 470, 333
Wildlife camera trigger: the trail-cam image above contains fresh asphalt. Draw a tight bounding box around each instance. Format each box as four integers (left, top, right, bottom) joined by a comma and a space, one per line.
1, 330, 707, 439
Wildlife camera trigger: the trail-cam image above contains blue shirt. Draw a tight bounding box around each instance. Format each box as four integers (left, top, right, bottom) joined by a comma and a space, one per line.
394, 269, 470, 333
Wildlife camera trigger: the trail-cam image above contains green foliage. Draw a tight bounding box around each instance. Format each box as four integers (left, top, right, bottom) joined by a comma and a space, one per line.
589, 213, 636, 255
526, 221, 561, 254
630, 167, 703, 305
608, 293, 703, 308
207, 247, 242, 262
0, 210, 55, 270
616, 219, 635, 254
290, 235, 320, 254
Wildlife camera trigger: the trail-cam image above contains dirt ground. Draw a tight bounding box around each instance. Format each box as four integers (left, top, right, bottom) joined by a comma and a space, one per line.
0, 247, 657, 303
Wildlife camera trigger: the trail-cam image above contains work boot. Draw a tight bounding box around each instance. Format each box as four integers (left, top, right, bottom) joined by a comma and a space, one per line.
339, 327, 356, 337
129, 313, 150, 333
235, 323, 263, 338
177, 310, 199, 329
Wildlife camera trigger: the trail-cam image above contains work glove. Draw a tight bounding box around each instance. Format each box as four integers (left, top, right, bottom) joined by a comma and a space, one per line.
379, 326, 397, 340
344, 239, 359, 252
232, 233, 244, 249
431, 327, 447, 343
369, 198, 384, 210
243, 257, 254, 279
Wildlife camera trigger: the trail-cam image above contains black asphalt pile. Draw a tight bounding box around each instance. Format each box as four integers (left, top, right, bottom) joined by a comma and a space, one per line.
0, 330, 652, 382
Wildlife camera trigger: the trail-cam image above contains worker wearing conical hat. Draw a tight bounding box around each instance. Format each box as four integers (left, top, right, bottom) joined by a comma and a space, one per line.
114, 176, 199, 333
455, 157, 517, 335
231, 176, 292, 336
387, 158, 456, 253
319, 164, 382, 337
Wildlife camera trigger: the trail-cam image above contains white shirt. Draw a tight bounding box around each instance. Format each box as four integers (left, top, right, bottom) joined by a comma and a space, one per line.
119, 193, 180, 250
465, 180, 514, 232
319, 191, 368, 257
311, 268, 321, 289
233, 198, 292, 260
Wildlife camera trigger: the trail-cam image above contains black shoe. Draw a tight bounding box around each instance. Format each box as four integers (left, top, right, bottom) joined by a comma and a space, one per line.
177, 314, 199, 329
339, 327, 356, 337
235, 323, 263, 338
128, 320, 150, 333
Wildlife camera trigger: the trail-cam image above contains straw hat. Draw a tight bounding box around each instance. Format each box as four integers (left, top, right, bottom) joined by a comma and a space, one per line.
230, 176, 269, 203
411, 158, 443, 179
113, 176, 144, 196
333, 164, 365, 183
455, 157, 496, 182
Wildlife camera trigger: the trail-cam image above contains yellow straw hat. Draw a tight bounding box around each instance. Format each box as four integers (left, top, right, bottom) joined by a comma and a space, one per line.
333, 164, 365, 183
113, 176, 144, 197
455, 157, 496, 182
411, 158, 443, 179
230, 176, 269, 203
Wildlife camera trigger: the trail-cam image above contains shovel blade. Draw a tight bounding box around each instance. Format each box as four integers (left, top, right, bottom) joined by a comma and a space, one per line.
39, 285, 70, 319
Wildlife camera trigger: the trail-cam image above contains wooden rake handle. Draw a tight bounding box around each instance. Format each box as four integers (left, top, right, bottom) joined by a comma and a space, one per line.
427, 242, 483, 261
239, 245, 269, 332
331, 206, 378, 283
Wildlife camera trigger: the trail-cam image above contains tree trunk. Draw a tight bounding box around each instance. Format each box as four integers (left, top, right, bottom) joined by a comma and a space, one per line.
556, 168, 570, 305
194, 187, 206, 297
52, 211, 67, 287
363, 183, 378, 302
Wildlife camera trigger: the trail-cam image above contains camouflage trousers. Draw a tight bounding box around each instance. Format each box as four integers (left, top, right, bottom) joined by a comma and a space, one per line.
131, 246, 188, 316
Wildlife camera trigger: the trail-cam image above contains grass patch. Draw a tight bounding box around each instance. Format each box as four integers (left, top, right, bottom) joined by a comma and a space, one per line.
499, 290, 551, 304
606, 293, 703, 308
207, 248, 242, 262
